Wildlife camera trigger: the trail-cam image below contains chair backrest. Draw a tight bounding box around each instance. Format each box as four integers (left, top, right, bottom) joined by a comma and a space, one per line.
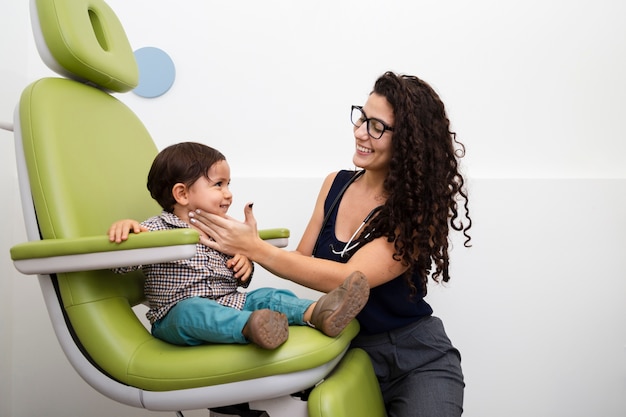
13, 1, 367, 414
18, 0, 160, 381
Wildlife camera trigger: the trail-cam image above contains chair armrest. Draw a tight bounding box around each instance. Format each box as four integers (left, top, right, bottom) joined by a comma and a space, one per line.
10, 228, 290, 275
10, 229, 199, 275
258, 228, 290, 248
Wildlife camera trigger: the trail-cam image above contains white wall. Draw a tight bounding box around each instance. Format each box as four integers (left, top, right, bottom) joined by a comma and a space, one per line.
1, 0, 625, 416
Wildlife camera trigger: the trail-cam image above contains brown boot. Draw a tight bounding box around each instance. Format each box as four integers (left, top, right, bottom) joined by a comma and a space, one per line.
309, 271, 369, 337
242, 309, 289, 349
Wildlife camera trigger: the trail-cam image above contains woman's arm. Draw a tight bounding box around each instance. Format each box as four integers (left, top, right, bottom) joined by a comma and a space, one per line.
264, 232, 407, 292
189, 200, 408, 293
294, 172, 336, 256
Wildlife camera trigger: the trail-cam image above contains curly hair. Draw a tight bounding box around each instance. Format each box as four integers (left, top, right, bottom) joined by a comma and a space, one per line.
147, 142, 226, 212
357, 72, 472, 296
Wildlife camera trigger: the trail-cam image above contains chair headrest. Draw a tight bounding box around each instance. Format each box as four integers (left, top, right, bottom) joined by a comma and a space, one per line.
31, 0, 139, 93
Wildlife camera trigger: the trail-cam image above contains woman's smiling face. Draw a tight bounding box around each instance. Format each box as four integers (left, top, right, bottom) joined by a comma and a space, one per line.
352, 93, 395, 173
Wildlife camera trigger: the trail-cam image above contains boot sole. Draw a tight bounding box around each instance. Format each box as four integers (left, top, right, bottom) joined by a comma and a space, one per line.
244, 309, 289, 349
321, 271, 370, 337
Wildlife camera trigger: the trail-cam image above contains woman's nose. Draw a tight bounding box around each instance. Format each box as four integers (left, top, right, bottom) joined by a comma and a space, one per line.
354, 123, 369, 140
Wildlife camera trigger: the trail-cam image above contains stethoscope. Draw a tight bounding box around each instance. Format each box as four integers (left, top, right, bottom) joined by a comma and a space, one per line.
330, 205, 383, 258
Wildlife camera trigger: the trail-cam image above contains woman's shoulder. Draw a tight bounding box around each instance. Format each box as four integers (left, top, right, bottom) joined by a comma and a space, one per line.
323, 169, 361, 185
320, 171, 340, 191
322, 170, 340, 182
317, 170, 364, 204
331, 169, 364, 191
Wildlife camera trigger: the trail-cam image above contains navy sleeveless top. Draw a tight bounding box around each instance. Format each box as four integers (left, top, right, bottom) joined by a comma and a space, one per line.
313, 170, 433, 335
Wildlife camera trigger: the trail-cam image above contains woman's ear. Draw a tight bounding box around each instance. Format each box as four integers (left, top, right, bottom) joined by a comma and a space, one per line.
172, 183, 189, 205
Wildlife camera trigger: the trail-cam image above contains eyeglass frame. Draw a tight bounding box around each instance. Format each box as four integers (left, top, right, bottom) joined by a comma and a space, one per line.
350, 105, 394, 139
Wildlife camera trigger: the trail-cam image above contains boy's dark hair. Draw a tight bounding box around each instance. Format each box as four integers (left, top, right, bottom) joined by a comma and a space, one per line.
147, 142, 225, 212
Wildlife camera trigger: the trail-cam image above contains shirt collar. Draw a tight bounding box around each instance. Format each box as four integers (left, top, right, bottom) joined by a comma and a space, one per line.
158, 210, 191, 229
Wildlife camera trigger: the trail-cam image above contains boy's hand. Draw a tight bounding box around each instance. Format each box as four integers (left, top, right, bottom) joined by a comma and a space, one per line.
108, 219, 148, 243
227, 253, 253, 284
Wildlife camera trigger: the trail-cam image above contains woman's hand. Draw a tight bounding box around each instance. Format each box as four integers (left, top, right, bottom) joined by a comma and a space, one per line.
189, 203, 259, 257
108, 219, 148, 243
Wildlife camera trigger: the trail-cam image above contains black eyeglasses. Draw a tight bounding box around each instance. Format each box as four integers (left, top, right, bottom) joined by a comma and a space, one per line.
350, 105, 394, 139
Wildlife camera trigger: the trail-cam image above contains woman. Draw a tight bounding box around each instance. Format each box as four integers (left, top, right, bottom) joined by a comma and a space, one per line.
192, 71, 472, 417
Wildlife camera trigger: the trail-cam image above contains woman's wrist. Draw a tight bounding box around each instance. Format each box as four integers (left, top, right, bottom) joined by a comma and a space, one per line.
249, 236, 278, 264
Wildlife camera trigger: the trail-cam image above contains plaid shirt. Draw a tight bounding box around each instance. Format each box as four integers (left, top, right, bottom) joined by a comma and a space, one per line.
113, 211, 251, 324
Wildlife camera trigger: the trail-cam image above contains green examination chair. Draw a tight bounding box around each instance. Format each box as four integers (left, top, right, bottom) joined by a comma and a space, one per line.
9, 0, 385, 415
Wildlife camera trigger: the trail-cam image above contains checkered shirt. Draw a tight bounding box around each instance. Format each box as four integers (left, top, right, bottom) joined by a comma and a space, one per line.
113, 211, 251, 324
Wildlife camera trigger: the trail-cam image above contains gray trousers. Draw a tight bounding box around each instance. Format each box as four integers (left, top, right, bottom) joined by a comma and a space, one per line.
351, 316, 464, 417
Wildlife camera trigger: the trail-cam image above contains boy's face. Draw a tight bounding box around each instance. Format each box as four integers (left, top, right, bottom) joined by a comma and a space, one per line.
186, 160, 232, 217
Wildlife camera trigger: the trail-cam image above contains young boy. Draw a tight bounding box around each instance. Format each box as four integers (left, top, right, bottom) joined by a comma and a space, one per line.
109, 142, 369, 349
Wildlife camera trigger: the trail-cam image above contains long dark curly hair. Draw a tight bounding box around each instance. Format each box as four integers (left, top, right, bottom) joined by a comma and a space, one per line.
358, 72, 472, 296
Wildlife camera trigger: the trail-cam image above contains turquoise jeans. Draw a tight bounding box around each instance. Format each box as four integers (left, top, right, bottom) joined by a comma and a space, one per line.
152, 288, 314, 346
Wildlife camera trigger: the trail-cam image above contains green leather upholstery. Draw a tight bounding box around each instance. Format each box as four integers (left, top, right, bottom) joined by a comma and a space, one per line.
308, 348, 387, 417
19, 78, 158, 238
33, 0, 138, 91
10, 229, 200, 262
12, 0, 363, 404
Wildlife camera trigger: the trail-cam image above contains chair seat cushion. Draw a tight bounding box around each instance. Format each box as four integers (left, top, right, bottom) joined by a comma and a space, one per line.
127, 323, 359, 391
66, 295, 359, 391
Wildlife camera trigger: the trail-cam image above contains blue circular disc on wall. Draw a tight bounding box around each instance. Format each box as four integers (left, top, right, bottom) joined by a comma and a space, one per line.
133, 47, 176, 98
